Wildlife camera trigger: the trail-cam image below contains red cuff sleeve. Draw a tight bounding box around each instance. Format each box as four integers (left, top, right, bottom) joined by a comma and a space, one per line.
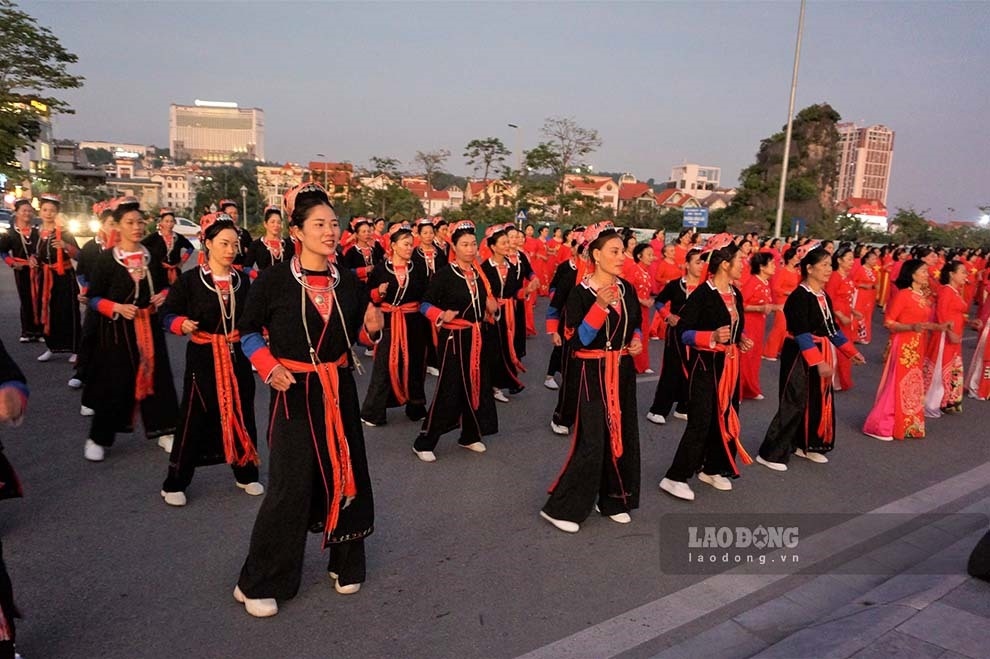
356, 266, 370, 281
801, 347, 824, 366
96, 299, 116, 318
249, 347, 280, 382
3, 257, 13, 267
516, 289, 527, 300
180, 253, 190, 264
249, 269, 259, 280
838, 342, 859, 359
370, 288, 383, 304
658, 306, 671, 320
424, 305, 442, 324
169, 316, 187, 335
583, 303, 608, 330
693, 330, 715, 349
233, 264, 244, 272
546, 318, 559, 334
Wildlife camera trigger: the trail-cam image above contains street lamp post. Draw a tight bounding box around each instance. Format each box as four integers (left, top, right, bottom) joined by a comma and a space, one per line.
239, 184, 248, 229
507, 123, 521, 174
773, 0, 807, 239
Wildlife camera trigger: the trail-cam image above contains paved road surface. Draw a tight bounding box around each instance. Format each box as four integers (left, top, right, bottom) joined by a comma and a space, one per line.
1, 272, 987, 658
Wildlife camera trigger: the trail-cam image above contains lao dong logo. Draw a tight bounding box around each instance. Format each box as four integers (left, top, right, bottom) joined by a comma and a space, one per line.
687, 525, 799, 549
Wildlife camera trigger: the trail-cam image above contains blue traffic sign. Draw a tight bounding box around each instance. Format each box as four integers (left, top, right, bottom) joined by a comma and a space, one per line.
682, 208, 709, 228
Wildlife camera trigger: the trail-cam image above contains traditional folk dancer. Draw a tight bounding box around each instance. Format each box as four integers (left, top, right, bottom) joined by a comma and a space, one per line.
740, 252, 777, 400
924, 262, 979, 416
360, 224, 430, 426
71, 203, 117, 395
852, 250, 879, 344
505, 225, 540, 351
143, 209, 193, 286
646, 247, 704, 426
545, 229, 587, 434
659, 235, 754, 502
764, 247, 801, 360
412, 218, 448, 377
0, 339, 28, 659
863, 260, 941, 441
35, 194, 82, 363
413, 221, 499, 462
244, 205, 293, 276
540, 222, 642, 533
218, 199, 253, 270
81, 198, 179, 462
757, 245, 865, 471
0, 199, 42, 343
825, 246, 859, 391
623, 243, 656, 374
159, 219, 263, 506
650, 243, 683, 340
234, 183, 382, 617
343, 217, 385, 286
481, 224, 526, 403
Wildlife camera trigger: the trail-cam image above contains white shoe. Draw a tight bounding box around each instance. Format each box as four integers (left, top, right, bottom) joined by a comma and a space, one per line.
794, 448, 829, 463
84, 439, 105, 462
160, 490, 187, 507
67, 377, 83, 389
540, 510, 579, 533
756, 455, 788, 472
753, 394, 765, 401
550, 420, 569, 435
18, 336, 30, 343
646, 412, 666, 425
865, 432, 894, 442
493, 389, 509, 403
157, 434, 174, 453
237, 482, 265, 496
659, 478, 695, 501
363, 347, 374, 357
460, 441, 486, 453
672, 411, 688, 420
543, 376, 559, 390
426, 366, 440, 377
80, 405, 95, 416
333, 577, 361, 595
595, 506, 631, 524
68, 353, 78, 364
643, 368, 655, 375
361, 418, 378, 427
233, 585, 278, 618
36, 350, 53, 362
763, 356, 778, 362
698, 472, 733, 491
413, 448, 437, 463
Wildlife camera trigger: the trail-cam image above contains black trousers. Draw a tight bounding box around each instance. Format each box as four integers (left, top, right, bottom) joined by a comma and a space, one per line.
162, 456, 259, 493
0, 537, 16, 655
649, 338, 689, 416
360, 324, 427, 425
665, 366, 736, 481
238, 430, 365, 600
546, 344, 562, 377
12, 268, 41, 339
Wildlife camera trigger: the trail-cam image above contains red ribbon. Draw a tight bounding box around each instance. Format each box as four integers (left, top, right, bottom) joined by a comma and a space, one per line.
573, 348, 628, 458
443, 319, 482, 409
133, 307, 156, 400
381, 302, 420, 404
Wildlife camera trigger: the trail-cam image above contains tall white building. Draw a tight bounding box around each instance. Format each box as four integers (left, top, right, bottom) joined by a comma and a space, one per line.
834, 123, 894, 205
668, 163, 721, 198
169, 100, 264, 163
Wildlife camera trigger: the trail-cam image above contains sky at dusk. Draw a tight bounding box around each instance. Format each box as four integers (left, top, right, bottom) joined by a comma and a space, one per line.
29, 1, 990, 220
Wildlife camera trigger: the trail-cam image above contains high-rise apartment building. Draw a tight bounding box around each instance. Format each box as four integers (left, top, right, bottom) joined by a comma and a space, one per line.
834, 123, 894, 205
169, 100, 264, 163
668, 163, 721, 198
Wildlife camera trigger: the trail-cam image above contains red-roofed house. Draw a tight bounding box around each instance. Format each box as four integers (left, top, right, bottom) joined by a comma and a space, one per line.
563, 174, 620, 212
308, 161, 354, 201
402, 178, 463, 216
463, 179, 519, 208
617, 181, 657, 212
654, 188, 701, 209
837, 197, 888, 231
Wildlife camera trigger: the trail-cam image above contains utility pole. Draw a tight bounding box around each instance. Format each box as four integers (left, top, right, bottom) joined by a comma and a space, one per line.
773, 0, 806, 239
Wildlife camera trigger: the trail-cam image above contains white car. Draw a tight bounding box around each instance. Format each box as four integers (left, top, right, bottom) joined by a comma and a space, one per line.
173, 217, 201, 250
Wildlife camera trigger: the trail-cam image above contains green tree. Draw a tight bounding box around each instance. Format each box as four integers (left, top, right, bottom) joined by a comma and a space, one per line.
194, 163, 262, 229
413, 149, 450, 191
888, 207, 932, 244
463, 137, 510, 201
82, 147, 113, 166
338, 184, 424, 223
524, 117, 602, 217
368, 155, 401, 178
0, 0, 84, 176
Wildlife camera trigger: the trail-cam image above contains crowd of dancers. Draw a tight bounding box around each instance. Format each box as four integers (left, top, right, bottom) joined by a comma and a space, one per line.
2, 185, 990, 632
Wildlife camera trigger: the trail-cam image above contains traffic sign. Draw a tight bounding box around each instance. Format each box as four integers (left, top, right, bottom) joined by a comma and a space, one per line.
791, 217, 806, 235
682, 208, 709, 228
516, 210, 527, 223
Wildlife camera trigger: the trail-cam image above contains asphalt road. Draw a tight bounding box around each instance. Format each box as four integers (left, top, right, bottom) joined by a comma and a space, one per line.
1, 271, 988, 658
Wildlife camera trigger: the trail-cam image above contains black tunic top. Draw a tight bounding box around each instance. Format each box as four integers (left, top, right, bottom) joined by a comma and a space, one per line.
367, 259, 429, 307
410, 245, 448, 280
422, 263, 489, 323
244, 237, 293, 272
143, 232, 194, 268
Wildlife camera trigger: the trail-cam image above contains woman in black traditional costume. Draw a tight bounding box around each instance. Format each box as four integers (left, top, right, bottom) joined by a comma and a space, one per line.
342, 217, 385, 286
158, 219, 262, 506
646, 247, 704, 426
481, 223, 526, 402
360, 223, 430, 426
540, 222, 642, 533
234, 183, 382, 617
545, 227, 587, 435
413, 220, 499, 462
411, 218, 448, 376
0, 339, 28, 659
659, 234, 754, 502
0, 199, 42, 343
757, 244, 865, 471
70, 203, 117, 394
142, 209, 194, 286
505, 224, 539, 360
81, 197, 179, 462
244, 205, 292, 277
35, 193, 82, 363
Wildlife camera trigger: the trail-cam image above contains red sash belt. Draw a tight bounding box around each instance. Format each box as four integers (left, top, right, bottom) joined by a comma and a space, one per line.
279, 355, 356, 537
55, 227, 65, 275
786, 333, 836, 443
40, 264, 63, 334
163, 263, 179, 285
497, 298, 526, 373
443, 318, 482, 409
190, 329, 259, 467
133, 307, 156, 400
710, 343, 752, 468
381, 302, 420, 404
574, 348, 628, 459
